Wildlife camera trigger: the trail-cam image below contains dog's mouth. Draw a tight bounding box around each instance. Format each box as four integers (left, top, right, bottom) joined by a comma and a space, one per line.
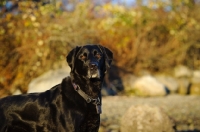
87, 67, 100, 79
88, 69, 100, 79
87, 62, 100, 79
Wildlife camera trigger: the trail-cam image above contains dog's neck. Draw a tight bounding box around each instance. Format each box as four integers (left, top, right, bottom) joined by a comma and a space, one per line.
69, 72, 102, 114
70, 72, 102, 99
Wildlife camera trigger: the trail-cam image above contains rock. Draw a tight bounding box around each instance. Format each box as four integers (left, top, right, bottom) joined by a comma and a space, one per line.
120, 105, 175, 132
174, 65, 192, 78
28, 66, 70, 93
191, 70, 200, 83
177, 78, 190, 95
155, 75, 178, 93
122, 74, 137, 91
190, 83, 200, 95
130, 75, 167, 97
12, 89, 22, 95
189, 70, 200, 95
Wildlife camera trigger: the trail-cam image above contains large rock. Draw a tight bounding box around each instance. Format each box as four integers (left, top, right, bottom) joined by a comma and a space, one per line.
177, 78, 190, 95
191, 70, 200, 84
131, 75, 167, 97
122, 74, 137, 91
174, 65, 192, 78
190, 70, 200, 95
28, 66, 70, 93
120, 105, 175, 132
190, 83, 200, 95
155, 75, 179, 93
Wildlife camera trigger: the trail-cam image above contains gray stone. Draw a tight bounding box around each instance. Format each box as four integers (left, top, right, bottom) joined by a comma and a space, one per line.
190, 70, 200, 95
12, 89, 22, 95
131, 75, 167, 97
177, 78, 190, 95
190, 83, 200, 95
155, 75, 178, 93
120, 105, 175, 132
28, 66, 70, 93
174, 65, 192, 78
191, 70, 200, 83
122, 74, 137, 91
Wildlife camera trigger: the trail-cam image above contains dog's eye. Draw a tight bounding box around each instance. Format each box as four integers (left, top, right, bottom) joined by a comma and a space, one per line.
79, 53, 87, 60
95, 53, 101, 59
93, 50, 101, 60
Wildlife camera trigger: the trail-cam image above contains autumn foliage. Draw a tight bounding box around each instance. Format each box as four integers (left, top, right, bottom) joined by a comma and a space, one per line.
0, 0, 200, 97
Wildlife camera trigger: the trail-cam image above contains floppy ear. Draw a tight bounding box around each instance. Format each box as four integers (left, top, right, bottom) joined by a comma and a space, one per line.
66, 46, 82, 71
103, 47, 113, 68
98, 45, 113, 71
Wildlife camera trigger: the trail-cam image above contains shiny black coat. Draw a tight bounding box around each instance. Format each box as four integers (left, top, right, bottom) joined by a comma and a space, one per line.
0, 45, 113, 132
0, 77, 98, 132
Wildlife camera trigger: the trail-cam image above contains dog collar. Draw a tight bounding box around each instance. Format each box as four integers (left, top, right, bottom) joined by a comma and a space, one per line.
72, 82, 102, 114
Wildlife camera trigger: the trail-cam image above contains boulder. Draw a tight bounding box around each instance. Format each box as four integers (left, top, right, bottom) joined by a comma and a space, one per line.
131, 75, 167, 97
122, 74, 137, 91
191, 70, 200, 84
12, 89, 22, 95
190, 83, 200, 95
174, 65, 192, 78
190, 70, 200, 95
155, 75, 178, 93
120, 105, 175, 132
177, 78, 190, 95
28, 66, 70, 93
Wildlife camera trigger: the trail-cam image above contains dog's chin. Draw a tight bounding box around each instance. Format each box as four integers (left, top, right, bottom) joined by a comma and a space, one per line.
87, 70, 101, 80
90, 73, 99, 78
88, 74, 100, 79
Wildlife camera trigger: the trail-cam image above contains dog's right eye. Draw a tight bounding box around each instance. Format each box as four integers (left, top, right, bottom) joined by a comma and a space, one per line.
79, 53, 87, 60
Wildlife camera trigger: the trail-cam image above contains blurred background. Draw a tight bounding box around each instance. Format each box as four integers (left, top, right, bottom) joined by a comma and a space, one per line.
1, 0, 200, 96
0, 0, 200, 131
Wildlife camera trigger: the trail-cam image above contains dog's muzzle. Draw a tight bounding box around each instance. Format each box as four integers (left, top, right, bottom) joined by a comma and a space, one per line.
88, 62, 100, 78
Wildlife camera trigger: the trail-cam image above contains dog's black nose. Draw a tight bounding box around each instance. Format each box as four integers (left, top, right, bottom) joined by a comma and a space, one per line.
89, 62, 98, 70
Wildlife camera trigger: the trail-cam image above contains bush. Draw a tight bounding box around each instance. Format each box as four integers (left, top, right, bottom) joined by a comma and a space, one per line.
0, 1, 97, 96
95, 1, 200, 73
0, 0, 200, 97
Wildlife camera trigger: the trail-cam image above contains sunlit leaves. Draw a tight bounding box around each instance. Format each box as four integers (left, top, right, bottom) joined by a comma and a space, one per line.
0, 0, 200, 97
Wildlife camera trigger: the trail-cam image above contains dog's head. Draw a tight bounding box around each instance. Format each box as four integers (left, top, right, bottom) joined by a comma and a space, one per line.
67, 45, 113, 80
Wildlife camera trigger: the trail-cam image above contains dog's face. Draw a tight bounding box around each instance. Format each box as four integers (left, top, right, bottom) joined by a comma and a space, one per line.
67, 45, 113, 80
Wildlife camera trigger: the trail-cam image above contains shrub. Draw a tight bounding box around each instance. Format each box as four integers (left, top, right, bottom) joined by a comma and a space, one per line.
95, 1, 200, 73
0, 0, 200, 97
0, 1, 96, 96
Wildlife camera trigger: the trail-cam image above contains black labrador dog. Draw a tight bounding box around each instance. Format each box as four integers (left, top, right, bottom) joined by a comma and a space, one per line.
0, 45, 113, 132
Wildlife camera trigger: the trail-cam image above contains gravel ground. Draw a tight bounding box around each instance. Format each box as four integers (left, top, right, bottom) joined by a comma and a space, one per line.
100, 95, 200, 132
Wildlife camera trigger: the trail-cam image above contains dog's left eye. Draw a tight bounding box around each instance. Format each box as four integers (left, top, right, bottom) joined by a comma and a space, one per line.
95, 53, 101, 59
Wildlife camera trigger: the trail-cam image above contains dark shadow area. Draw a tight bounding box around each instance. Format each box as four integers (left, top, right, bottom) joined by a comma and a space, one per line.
165, 86, 170, 94
102, 65, 124, 96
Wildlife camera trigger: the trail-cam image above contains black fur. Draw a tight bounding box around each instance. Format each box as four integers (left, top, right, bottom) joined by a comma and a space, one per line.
0, 45, 113, 132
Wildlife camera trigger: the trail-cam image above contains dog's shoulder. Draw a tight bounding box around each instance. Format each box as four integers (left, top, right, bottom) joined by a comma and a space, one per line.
60, 76, 71, 88
60, 76, 76, 94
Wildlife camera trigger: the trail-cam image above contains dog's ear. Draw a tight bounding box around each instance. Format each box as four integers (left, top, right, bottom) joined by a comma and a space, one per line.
66, 46, 82, 71
98, 45, 113, 71
103, 47, 113, 68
